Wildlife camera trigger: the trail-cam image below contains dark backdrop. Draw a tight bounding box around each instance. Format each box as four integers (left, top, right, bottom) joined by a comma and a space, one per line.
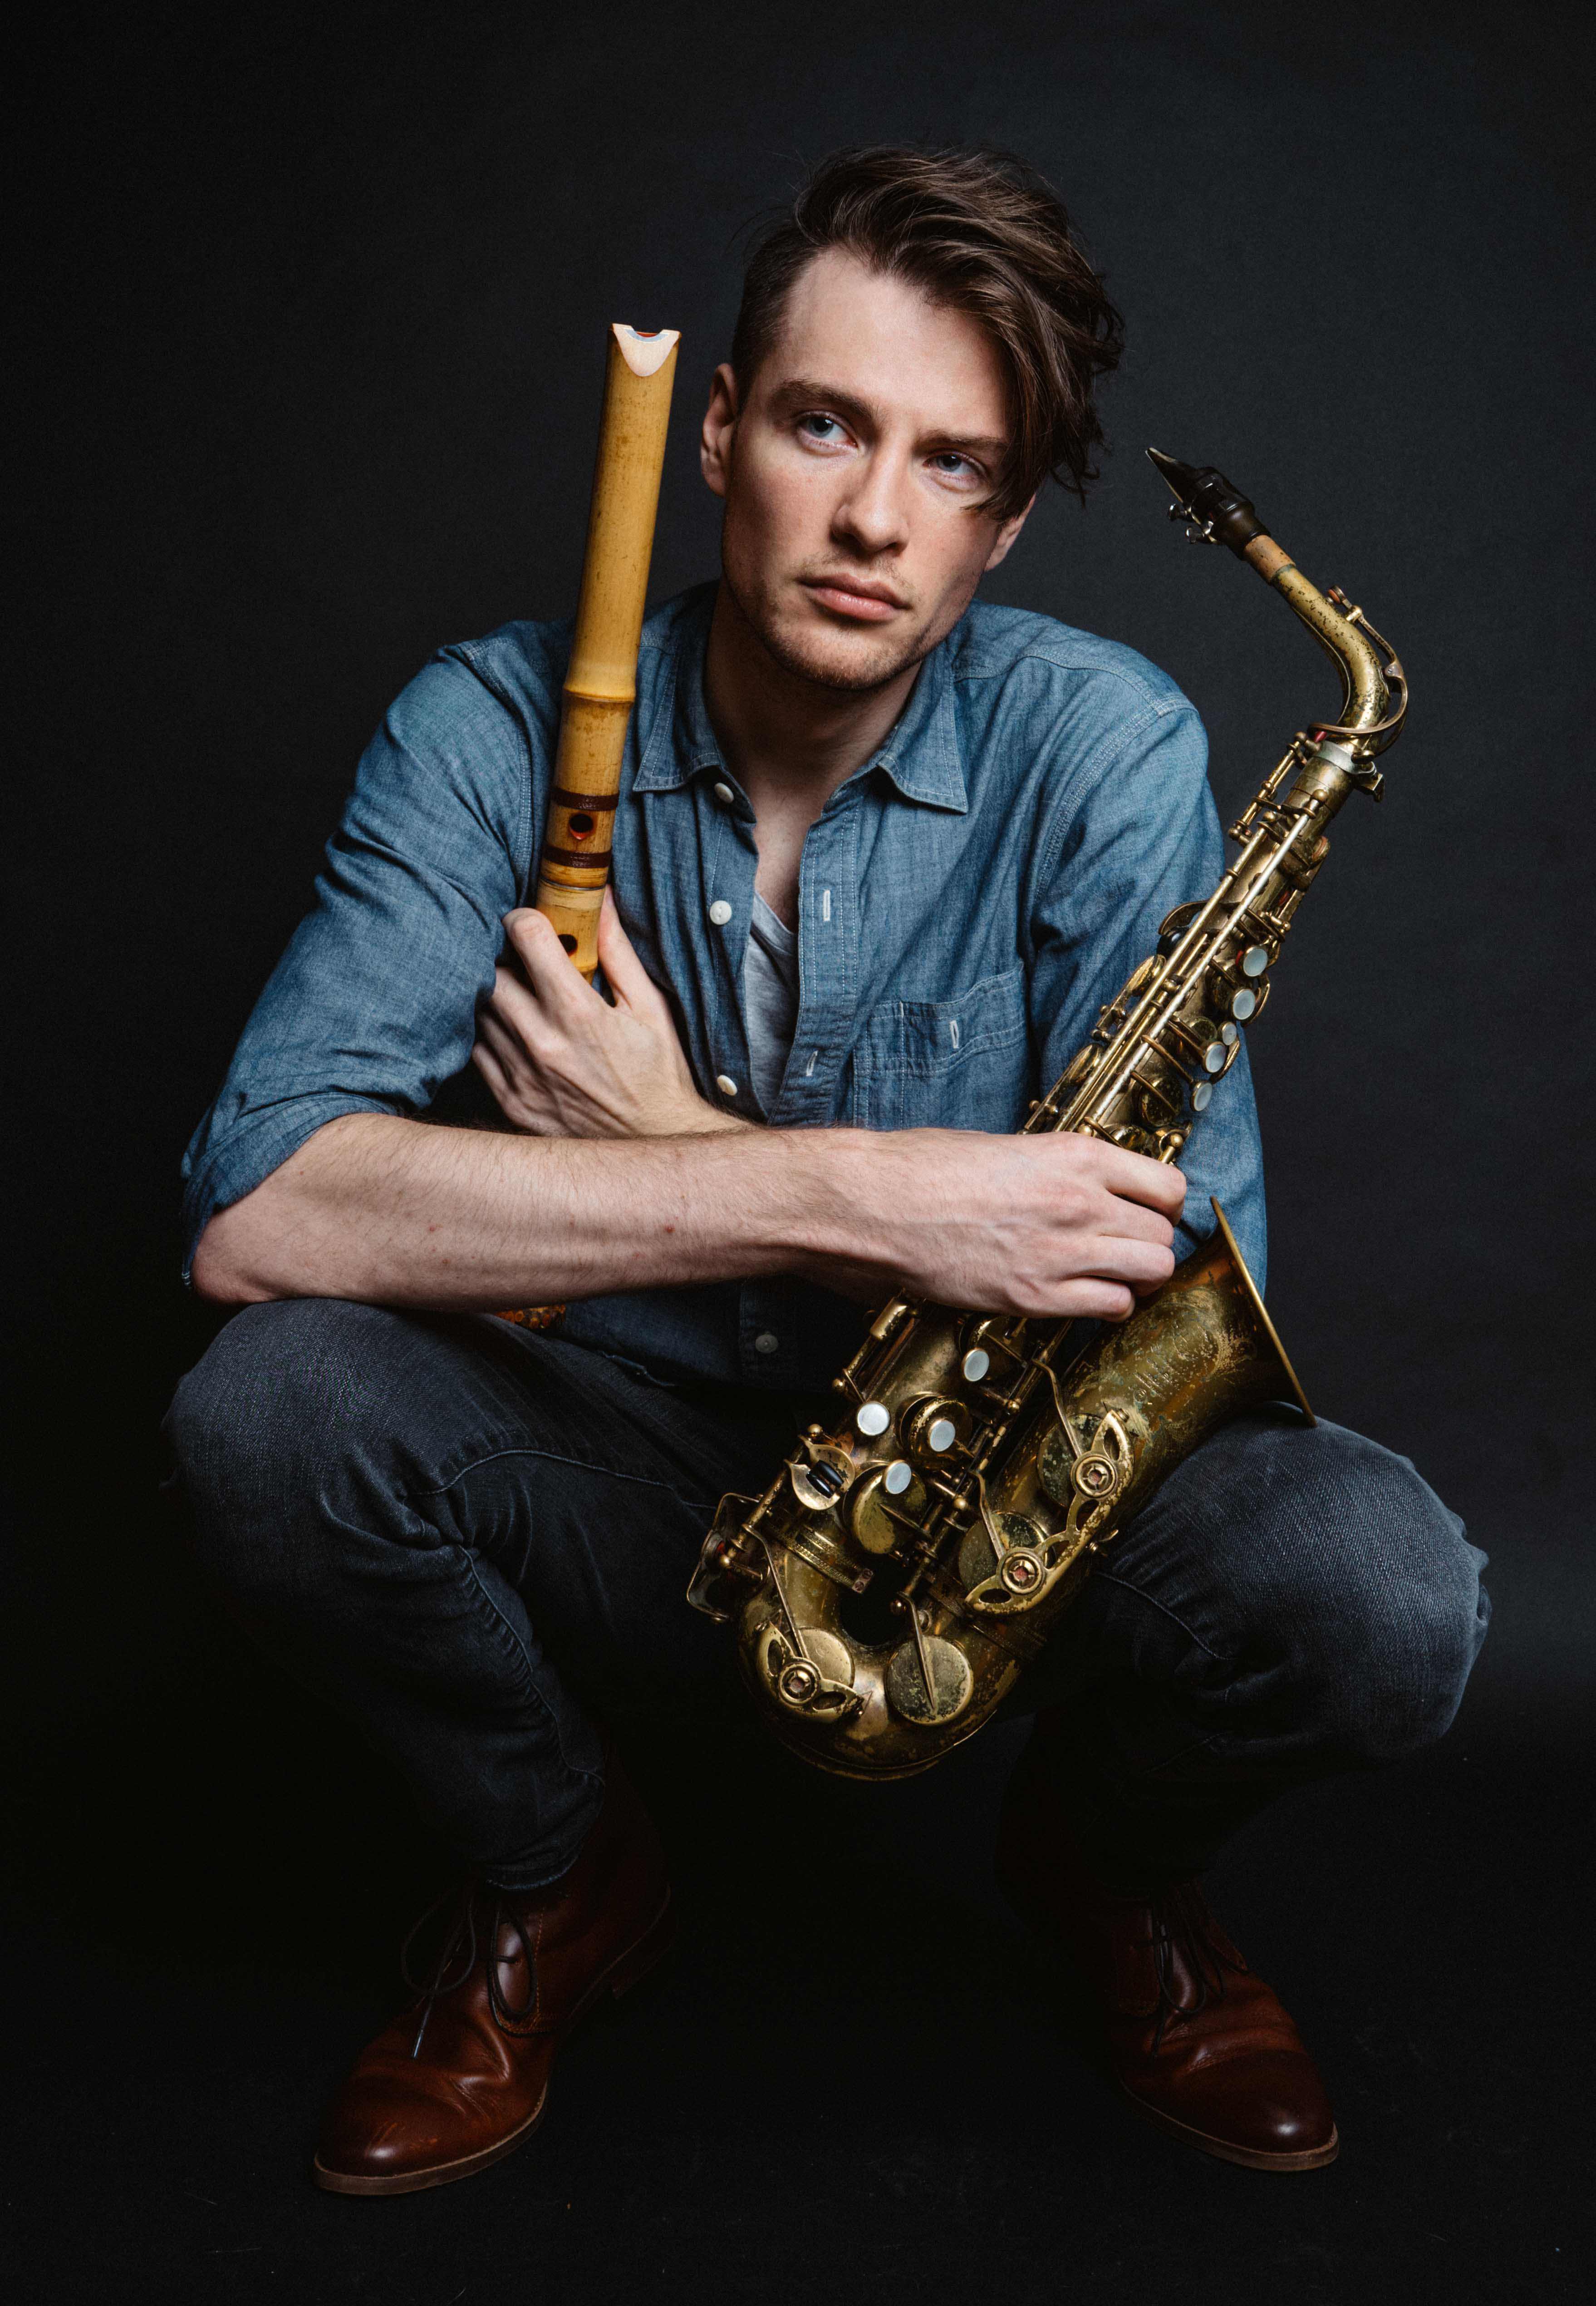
9, 4, 1592, 2300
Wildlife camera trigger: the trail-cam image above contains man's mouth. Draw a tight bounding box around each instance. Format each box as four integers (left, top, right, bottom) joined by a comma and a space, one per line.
799, 574, 908, 624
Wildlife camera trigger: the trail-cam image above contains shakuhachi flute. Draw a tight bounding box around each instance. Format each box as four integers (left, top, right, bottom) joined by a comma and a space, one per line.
494, 324, 679, 1336
532, 323, 680, 977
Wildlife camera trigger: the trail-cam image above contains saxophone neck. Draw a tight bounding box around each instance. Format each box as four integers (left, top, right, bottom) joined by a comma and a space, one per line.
1148, 448, 1407, 758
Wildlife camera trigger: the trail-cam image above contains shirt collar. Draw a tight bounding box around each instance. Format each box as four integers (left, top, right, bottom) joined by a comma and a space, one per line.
633, 585, 969, 814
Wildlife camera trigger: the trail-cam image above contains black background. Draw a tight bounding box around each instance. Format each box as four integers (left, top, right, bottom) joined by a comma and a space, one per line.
8, 3, 1593, 2299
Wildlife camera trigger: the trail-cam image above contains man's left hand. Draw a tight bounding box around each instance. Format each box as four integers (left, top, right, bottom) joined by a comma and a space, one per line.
474, 888, 748, 1139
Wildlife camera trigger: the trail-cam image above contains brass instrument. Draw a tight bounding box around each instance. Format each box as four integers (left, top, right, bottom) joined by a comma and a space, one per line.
688, 451, 1408, 1779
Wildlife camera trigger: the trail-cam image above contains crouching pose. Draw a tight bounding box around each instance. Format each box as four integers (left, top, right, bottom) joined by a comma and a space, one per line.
168, 145, 1486, 2191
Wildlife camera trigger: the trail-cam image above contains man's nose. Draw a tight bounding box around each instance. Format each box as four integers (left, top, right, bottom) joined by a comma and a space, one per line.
833, 452, 911, 556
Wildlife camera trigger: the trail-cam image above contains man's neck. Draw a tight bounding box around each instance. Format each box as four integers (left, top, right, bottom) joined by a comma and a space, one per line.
702, 580, 921, 817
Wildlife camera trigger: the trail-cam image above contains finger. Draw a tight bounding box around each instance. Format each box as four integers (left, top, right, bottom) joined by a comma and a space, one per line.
1048, 1279, 1137, 1322
503, 907, 599, 1016
1068, 1234, 1176, 1289
1084, 1141, 1188, 1217
1087, 1195, 1176, 1250
479, 962, 526, 1026
476, 1007, 527, 1076
595, 888, 671, 1016
471, 1039, 513, 1104
482, 961, 561, 1060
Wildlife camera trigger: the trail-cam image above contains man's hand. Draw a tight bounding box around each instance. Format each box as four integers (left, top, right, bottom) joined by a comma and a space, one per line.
799, 1128, 1187, 1323
473, 889, 747, 1140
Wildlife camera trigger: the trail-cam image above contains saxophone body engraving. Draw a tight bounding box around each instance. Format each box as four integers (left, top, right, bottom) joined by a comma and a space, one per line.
688, 452, 1409, 1779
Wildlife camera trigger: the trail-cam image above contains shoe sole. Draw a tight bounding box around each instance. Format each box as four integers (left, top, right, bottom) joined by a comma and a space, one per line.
311, 1889, 675, 2198
1122, 2088, 1340, 2173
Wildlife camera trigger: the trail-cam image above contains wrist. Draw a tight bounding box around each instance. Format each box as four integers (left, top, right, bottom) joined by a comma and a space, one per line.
768, 1127, 895, 1278
673, 1098, 757, 1136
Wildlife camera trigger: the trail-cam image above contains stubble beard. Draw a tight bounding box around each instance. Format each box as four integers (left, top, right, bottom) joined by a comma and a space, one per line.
720, 550, 942, 699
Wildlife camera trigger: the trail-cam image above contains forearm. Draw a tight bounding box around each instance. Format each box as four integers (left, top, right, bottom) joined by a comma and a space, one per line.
191, 1112, 855, 1309
193, 1110, 1184, 1322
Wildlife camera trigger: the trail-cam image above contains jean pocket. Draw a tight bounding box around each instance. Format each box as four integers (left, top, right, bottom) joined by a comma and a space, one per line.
846, 965, 1031, 1130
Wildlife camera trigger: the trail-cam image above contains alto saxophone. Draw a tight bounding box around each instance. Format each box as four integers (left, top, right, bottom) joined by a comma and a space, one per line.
688, 451, 1408, 1779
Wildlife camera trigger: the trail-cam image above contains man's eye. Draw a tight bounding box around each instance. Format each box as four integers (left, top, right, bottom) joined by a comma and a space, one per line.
931, 452, 977, 478
799, 413, 845, 443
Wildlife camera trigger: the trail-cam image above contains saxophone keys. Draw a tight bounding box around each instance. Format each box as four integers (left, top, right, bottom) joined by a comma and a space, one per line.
902, 1396, 972, 1467
854, 1400, 892, 1439
1158, 899, 1203, 951
1072, 1451, 1120, 1499
997, 1549, 1046, 1596
960, 1316, 1028, 1385
789, 1441, 854, 1513
758, 1625, 858, 1716
884, 1626, 974, 1725
1038, 1425, 1085, 1506
777, 1658, 821, 1706
849, 1463, 926, 1555
1136, 1068, 1183, 1128
957, 1511, 1041, 1595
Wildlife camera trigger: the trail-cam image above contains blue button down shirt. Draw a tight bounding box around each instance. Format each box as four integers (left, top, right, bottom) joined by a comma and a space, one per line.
182, 583, 1266, 1390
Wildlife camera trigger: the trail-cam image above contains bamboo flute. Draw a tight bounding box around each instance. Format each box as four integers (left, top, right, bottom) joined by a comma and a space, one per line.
532, 323, 680, 977
495, 324, 679, 1336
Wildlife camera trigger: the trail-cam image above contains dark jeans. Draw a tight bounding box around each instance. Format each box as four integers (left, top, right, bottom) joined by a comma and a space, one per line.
165, 1301, 1489, 1892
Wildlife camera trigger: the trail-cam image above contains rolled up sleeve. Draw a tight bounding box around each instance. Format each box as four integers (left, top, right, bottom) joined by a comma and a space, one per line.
1025, 697, 1269, 1291
180, 648, 535, 1277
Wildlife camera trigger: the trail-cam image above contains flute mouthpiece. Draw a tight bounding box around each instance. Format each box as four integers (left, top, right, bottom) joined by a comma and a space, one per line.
614, 324, 680, 377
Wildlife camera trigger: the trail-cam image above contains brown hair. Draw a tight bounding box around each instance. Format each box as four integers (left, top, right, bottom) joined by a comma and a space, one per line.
731, 144, 1125, 522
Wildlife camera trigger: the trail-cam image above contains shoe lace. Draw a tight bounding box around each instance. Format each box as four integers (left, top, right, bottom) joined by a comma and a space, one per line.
398, 1883, 538, 2058
1148, 1880, 1247, 2054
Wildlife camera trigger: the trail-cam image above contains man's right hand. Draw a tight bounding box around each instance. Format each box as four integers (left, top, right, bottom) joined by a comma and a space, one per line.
797, 1127, 1184, 1322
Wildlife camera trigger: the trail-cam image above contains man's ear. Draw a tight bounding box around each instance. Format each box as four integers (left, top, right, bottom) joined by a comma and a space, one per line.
700, 363, 741, 501
983, 495, 1036, 573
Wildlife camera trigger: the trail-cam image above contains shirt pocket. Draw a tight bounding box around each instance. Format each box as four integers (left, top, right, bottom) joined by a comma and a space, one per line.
847, 965, 1031, 1132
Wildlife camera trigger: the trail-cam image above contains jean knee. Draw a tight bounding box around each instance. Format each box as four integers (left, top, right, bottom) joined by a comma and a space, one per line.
1283, 1425, 1488, 1764
165, 1297, 397, 1604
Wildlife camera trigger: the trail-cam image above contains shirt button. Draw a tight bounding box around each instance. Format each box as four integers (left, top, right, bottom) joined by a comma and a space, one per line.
754, 1332, 780, 1355
712, 781, 735, 806
707, 899, 733, 926
715, 1074, 739, 1098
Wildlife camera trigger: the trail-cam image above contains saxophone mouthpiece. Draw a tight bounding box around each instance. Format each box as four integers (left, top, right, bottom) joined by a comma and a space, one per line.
1147, 448, 1267, 558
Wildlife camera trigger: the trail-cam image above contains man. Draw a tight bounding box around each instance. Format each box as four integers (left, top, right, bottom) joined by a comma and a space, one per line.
168, 145, 1487, 2191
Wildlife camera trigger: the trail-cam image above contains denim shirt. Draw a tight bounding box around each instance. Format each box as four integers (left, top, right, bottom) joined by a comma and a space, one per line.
182, 583, 1266, 1390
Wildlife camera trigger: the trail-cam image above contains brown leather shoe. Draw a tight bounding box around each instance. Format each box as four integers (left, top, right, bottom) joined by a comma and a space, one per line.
313, 1759, 672, 2195
996, 1754, 1338, 2173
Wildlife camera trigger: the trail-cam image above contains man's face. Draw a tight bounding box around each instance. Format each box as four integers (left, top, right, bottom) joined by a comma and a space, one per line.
701, 250, 1031, 694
